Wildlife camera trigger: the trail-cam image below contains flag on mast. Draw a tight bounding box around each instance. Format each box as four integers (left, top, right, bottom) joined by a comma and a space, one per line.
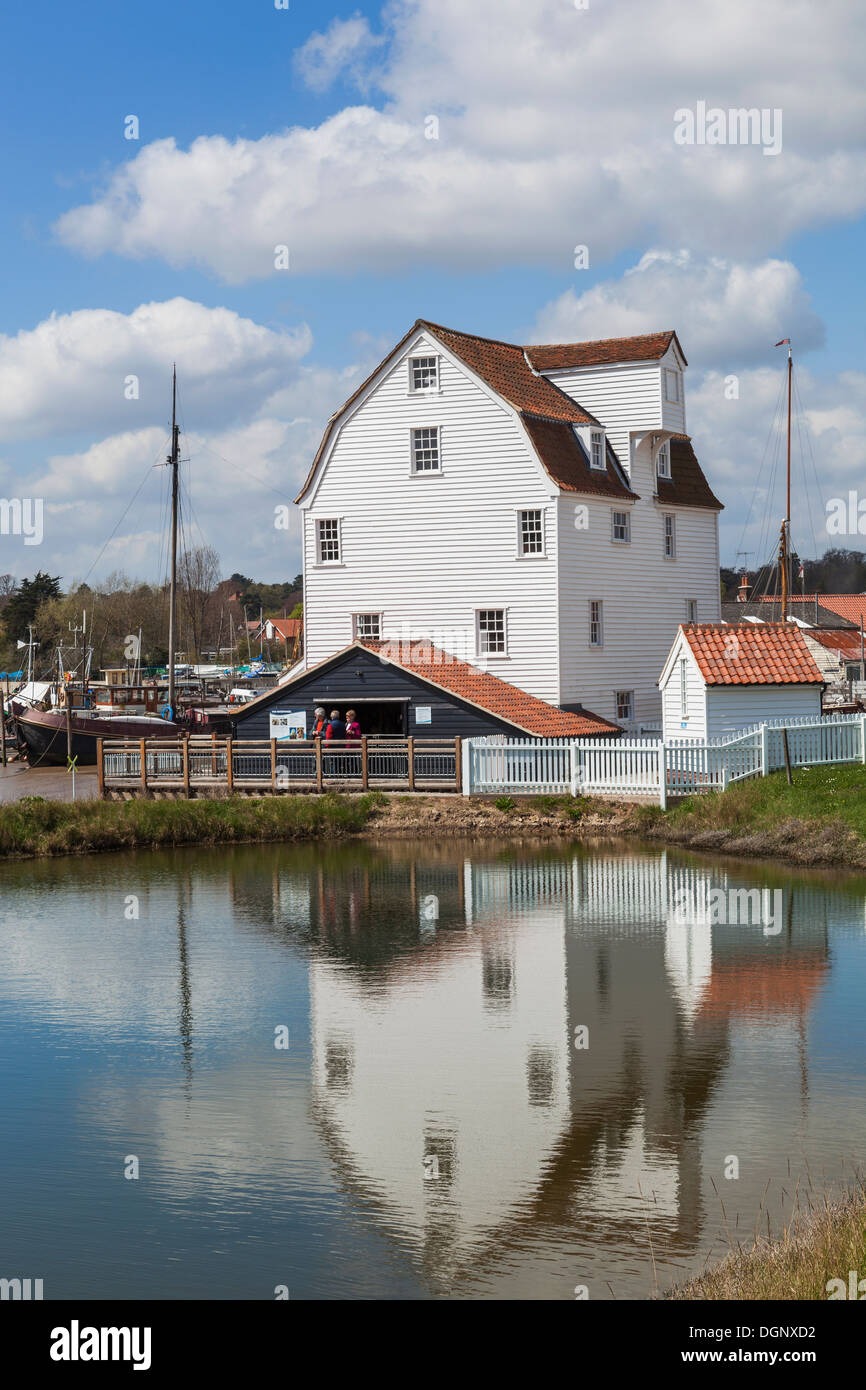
775, 338, 791, 346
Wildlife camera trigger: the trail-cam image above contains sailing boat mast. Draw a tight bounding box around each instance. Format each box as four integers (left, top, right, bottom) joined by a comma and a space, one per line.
167, 366, 180, 715
777, 339, 793, 620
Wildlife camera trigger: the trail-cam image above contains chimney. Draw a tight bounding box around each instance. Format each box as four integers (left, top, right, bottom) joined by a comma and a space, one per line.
737, 573, 750, 604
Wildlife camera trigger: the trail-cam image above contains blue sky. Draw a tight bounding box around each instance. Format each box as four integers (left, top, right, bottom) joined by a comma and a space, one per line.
1, 0, 865, 584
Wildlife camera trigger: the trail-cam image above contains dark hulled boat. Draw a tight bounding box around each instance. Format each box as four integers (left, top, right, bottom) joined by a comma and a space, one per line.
11, 701, 180, 766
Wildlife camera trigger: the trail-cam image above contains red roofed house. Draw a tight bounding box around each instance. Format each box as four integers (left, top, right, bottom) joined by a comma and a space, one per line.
228, 639, 621, 742
659, 623, 825, 741
294, 320, 722, 732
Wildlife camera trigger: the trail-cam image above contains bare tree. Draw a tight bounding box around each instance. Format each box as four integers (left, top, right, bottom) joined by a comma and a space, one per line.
178, 546, 222, 661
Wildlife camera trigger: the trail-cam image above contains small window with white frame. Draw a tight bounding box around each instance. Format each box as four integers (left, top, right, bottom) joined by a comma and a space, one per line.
316, 517, 341, 564
664, 369, 681, 403
518, 508, 544, 556
353, 613, 382, 641
590, 429, 605, 470
663, 513, 676, 558
411, 426, 441, 473
611, 509, 630, 543
686, 598, 698, 623
409, 356, 439, 393
615, 690, 634, 722
477, 608, 506, 656
657, 441, 671, 478
589, 599, 603, 647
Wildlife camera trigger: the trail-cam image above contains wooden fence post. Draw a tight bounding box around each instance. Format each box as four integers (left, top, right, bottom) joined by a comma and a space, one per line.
226, 737, 233, 791
454, 737, 462, 794
182, 735, 190, 798
407, 736, 415, 791
315, 739, 323, 793
361, 736, 369, 790
271, 738, 277, 791
781, 728, 793, 785
96, 738, 104, 798
140, 739, 148, 794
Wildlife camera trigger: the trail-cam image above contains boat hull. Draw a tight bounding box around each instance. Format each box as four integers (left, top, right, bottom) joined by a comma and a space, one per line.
12, 706, 181, 766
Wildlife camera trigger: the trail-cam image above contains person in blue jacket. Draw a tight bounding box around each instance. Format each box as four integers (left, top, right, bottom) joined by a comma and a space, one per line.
325, 709, 346, 741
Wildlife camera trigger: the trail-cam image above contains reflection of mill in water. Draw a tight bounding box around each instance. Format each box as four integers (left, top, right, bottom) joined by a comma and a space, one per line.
231, 847, 832, 1291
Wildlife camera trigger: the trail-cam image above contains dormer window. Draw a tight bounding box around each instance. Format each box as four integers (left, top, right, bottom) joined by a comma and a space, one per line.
664, 369, 681, 403
590, 429, 605, 470
409, 356, 439, 393
657, 442, 671, 478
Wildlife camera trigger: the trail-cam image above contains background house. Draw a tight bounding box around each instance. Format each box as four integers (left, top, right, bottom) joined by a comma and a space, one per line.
659, 623, 825, 741
295, 320, 722, 730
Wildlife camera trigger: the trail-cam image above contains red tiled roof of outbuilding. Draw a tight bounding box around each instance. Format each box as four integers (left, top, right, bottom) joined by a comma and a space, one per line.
680, 623, 824, 686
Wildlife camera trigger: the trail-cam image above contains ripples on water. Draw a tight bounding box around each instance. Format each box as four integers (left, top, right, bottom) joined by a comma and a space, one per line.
0, 838, 865, 1300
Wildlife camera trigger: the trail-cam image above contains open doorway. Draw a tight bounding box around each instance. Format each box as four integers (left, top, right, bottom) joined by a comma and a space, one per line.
312, 699, 407, 737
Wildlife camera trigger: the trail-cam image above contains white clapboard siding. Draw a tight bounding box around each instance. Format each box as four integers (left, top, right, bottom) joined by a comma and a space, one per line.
303, 331, 562, 705
706, 684, 822, 739
560, 438, 720, 727
302, 326, 719, 726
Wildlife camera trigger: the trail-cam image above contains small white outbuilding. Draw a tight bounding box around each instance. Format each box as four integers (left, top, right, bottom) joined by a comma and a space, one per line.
659, 623, 825, 741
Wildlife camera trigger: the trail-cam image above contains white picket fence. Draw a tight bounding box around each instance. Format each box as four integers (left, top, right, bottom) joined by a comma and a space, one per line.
463, 713, 866, 807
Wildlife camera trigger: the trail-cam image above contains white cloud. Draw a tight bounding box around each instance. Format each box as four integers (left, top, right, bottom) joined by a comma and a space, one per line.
688, 365, 866, 564
530, 251, 825, 366
294, 14, 385, 93
53, 0, 866, 280
0, 298, 312, 441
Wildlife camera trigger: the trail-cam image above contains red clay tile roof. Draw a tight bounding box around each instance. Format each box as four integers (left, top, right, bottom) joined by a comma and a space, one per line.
231, 640, 621, 737
656, 435, 724, 512
362, 639, 621, 737
758, 594, 866, 626
263, 618, 301, 639
681, 623, 824, 686
417, 320, 598, 424
520, 415, 637, 499
527, 331, 686, 371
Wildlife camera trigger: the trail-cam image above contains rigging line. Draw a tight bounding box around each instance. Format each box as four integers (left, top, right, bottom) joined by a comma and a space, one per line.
194, 439, 289, 502
79, 441, 172, 589
793, 370, 827, 563
734, 367, 789, 565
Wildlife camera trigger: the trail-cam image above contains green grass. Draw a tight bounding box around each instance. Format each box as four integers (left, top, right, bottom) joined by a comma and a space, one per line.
636, 764, 866, 867
0, 792, 386, 860
665, 764, 866, 836
668, 1188, 866, 1301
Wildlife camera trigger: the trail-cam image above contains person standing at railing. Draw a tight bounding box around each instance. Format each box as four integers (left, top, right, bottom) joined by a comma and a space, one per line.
325, 709, 346, 741
311, 706, 327, 740
345, 709, 361, 747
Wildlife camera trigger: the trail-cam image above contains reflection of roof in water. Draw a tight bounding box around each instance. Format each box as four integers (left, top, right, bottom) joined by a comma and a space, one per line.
697, 957, 830, 1019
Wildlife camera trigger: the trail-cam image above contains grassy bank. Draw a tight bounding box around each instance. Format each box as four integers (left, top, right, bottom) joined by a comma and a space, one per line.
633, 764, 866, 867
667, 1190, 866, 1300
3, 764, 866, 866
0, 792, 385, 859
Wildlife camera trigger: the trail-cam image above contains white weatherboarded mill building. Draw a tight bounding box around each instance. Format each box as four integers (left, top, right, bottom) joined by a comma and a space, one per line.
659, 623, 825, 741
295, 320, 723, 729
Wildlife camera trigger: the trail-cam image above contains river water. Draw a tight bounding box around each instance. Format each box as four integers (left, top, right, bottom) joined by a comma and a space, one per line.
0, 837, 864, 1300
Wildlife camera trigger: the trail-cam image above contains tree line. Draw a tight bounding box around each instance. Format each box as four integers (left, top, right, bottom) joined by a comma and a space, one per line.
0, 551, 303, 674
